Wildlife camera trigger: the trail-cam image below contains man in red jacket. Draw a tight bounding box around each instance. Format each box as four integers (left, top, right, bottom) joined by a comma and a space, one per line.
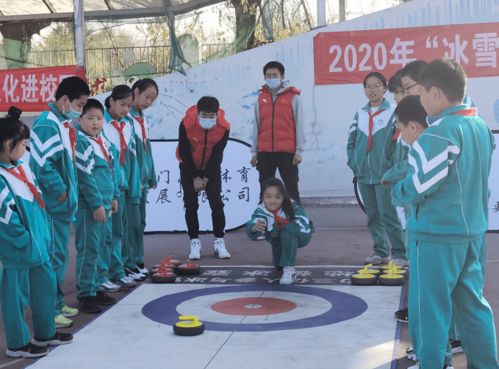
177, 96, 231, 260
250, 61, 305, 204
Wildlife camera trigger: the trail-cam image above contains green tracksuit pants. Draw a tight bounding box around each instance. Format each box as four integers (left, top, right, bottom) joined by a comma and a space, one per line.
268, 227, 311, 267
357, 182, 406, 259
0, 262, 56, 349
124, 190, 141, 269
408, 236, 498, 369
48, 217, 71, 316
75, 208, 111, 299
96, 214, 113, 286
109, 191, 126, 281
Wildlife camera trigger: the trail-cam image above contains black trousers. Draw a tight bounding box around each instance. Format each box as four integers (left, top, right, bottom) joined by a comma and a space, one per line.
256, 152, 301, 204
180, 167, 225, 239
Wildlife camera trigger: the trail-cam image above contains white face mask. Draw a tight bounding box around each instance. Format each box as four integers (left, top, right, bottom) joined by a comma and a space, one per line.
199, 117, 216, 129
265, 78, 282, 90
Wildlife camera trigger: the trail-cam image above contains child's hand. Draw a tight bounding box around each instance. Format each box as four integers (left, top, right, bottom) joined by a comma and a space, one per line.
194, 177, 205, 192
293, 154, 302, 166
93, 206, 106, 222
111, 199, 118, 214
250, 156, 257, 167
252, 220, 266, 233
57, 192, 68, 203
202, 177, 209, 187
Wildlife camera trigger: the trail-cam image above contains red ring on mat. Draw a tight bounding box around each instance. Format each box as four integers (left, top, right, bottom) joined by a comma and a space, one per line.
211, 297, 297, 316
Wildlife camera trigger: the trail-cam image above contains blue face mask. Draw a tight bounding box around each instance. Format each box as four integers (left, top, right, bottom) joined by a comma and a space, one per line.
265, 78, 282, 90
199, 117, 216, 130
67, 108, 82, 120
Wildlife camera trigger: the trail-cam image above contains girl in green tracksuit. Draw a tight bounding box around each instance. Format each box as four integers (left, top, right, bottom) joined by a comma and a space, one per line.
129, 79, 159, 276
346, 71, 406, 266
0, 107, 72, 359
29, 76, 89, 327
102, 85, 142, 286
393, 59, 498, 369
246, 178, 313, 285
75, 99, 120, 313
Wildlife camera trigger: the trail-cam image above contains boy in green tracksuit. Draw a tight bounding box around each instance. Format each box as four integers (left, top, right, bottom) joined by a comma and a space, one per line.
392, 59, 498, 369
75, 99, 120, 313
0, 107, 72, 358
347, 72, 406, 266
246, 178, 313, 285
129, 78, 159, 275
102, 85, 143, 286
29, 76, 89, 328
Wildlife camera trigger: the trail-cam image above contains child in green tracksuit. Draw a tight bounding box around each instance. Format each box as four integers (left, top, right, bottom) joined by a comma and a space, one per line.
246, 178, 313, 285
75, 99, 120, 313
392, 59, 498, 369
0, 107, 72, 358
102, 85, 143, 287
347, 72, 406, 266
129, 79, 159, 275
29, 76, 90, 328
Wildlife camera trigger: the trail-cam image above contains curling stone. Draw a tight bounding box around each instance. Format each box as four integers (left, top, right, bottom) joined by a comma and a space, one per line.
173, 316, 205, 336
176, 261, 201, 276
151, 265, 177, 283
351, 269, 377, 286
356, 264, 381, 276
379, 271, 405, 286
153, 256, 182, 269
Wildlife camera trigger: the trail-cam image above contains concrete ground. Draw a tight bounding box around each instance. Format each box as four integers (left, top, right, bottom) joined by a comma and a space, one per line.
0, 204, 497, 369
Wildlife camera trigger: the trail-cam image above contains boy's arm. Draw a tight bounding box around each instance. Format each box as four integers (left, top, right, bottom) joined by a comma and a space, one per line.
346, 112, 359, 175
75, 139, 103, 210
178, 123, 200, 179
382, 141, 410, 184
292, 94, 305, 157
392, 133, 456, 205
0, 180, 31, 249
250, 101, 260, 158
204, 130, 230, 179
29, 124, 67, 198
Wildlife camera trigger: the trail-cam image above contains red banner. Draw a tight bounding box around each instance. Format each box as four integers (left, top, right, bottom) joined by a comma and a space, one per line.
314, 22, 499, 85
0, 65, 87, 112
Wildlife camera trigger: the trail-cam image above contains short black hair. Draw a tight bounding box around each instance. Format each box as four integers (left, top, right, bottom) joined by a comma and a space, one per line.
197, 96, 219, 113
81, 98, 104, 116
419, 58, 466, 103
400, 60, 428, 82
132, 78, 159, 95
263, 61, 285, 76
55, 76, 90, 101
394, 95, 428, 128
363, 72, 387, 89
388, 70, 403, 93
0, 106, 30, 154
104, 85, 133, 109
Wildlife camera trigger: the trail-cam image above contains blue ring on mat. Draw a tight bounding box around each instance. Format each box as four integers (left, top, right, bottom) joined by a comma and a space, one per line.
142, 284, 367, 332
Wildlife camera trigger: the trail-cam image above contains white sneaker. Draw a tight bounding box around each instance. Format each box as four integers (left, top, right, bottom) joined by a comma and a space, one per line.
365, 254, 383, 265
99, 281, 121, 293
213, 238, 231, 259
138, 266, 149, 275
279, 266, 296, 285
406, 346, 417, 361
189, 238, 202, 260
408, 364, 454, 369
392, 258, 409, 268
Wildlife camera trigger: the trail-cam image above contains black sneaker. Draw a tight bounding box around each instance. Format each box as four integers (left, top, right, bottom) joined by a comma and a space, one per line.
96, 291, 116, 306
125, 267, 147, 282
394, 307, 408, 323
5, 343, 48, 358
79, 296, 103, 314
449, 339, 463, 354
32, 332, 73, 347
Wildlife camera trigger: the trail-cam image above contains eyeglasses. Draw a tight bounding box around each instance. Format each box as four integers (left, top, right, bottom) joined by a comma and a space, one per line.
364, 84, 383, 90
402, 83, 418, 95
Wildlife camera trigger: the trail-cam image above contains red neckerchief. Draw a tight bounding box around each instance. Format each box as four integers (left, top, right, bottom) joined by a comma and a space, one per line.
6, 166, 45, 208
452, 108, 477, 117
111, 120, 127, 165
133, 115, 148, 151
63, 121, 76, 159
91, 135, 113, 170
271, 209, 289, 228
367, 109, 386, 152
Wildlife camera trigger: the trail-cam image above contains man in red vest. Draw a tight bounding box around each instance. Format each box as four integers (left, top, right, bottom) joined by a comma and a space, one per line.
250, 61, 305, 204
177, 96, 231, 260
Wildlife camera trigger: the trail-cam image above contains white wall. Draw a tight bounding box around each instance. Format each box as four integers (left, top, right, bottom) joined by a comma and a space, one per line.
143, 0, 499, 198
